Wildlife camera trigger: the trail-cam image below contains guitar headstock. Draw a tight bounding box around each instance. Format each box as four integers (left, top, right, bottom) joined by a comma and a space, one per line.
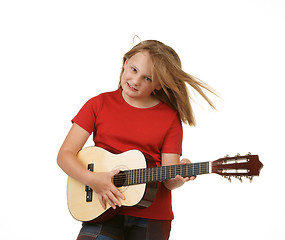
211, 153, 263, 182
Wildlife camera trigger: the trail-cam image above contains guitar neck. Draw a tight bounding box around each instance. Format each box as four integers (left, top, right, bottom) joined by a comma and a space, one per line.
114, 162, 211, 187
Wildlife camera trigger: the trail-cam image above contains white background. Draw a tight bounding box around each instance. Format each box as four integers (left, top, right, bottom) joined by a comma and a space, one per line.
1, 0, 284, 239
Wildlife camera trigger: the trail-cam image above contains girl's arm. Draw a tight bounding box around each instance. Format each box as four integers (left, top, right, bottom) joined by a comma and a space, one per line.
57, 123, 125, 210
161, 153, 196, 190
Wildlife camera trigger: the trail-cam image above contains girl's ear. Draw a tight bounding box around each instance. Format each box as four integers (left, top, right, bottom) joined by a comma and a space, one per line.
155, 84, 162, 91
124, 59, 129, 68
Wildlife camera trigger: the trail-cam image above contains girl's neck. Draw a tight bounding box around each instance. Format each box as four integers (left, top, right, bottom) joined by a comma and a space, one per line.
121, 90, 160, 109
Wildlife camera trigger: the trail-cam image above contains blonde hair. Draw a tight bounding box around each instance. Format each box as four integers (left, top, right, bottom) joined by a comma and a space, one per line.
119, 40, 217, 126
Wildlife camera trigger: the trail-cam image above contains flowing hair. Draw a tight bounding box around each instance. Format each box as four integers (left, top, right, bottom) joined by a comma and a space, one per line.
118, 40, 218, 126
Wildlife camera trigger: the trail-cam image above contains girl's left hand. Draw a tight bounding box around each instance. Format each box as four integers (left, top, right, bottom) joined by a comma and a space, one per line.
175, 158, 196, 182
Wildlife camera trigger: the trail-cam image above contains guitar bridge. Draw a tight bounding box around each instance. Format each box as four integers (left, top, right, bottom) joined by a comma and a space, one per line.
85, 163, 94, 202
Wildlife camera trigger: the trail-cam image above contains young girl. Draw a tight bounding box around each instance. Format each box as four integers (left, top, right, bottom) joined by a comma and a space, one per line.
57, 40, 216, 240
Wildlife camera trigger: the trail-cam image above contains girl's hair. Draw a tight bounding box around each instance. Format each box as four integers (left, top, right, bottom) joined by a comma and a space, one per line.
118, 40, 217, 126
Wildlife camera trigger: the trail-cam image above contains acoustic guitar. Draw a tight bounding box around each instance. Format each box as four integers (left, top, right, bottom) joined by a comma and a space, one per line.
67, 147, 263, 222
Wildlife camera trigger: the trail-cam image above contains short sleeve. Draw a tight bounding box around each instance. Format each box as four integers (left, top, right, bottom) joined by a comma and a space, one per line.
161, 114, 183, 155
71, 96, 101, 135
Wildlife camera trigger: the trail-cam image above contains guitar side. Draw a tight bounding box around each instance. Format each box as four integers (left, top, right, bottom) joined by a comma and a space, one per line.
67, 147, 155, 222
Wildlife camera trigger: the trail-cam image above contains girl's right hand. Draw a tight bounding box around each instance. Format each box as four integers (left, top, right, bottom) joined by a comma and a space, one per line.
89, 169, 125, 210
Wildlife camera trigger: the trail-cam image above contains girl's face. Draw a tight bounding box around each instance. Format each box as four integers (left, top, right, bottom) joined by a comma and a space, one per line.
120, 51, 161, 108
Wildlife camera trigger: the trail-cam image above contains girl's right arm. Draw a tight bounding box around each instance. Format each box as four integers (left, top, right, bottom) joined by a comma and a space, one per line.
57, 123, 125, 210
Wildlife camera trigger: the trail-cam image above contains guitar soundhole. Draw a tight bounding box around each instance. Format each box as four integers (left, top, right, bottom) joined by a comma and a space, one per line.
113, 171, 127, 188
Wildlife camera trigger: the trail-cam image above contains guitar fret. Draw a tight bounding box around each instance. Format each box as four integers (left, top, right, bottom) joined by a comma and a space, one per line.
194, 163, 198, 175
156, 168, 158, 181
175, 165, 178, 176
166, 166, 170, 179
165, 166, 169, 179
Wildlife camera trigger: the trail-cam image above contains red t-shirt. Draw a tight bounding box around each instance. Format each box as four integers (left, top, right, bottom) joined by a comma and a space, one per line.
72, 88, 183, 220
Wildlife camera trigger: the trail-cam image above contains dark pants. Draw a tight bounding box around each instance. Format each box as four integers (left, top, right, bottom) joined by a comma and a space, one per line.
77, 215, 172, 240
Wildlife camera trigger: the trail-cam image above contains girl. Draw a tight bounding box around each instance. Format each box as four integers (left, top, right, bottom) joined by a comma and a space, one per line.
57, 40, 216, 240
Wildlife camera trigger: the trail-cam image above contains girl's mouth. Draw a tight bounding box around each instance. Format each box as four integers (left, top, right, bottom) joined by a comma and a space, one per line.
127, 82, 138, 91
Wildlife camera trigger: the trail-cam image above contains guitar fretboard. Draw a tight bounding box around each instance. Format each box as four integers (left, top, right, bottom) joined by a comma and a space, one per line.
113, 162, 210, 187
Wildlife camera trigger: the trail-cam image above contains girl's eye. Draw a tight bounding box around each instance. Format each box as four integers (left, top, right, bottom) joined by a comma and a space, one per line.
131, 67, 137, 73
145, 77, 152, 82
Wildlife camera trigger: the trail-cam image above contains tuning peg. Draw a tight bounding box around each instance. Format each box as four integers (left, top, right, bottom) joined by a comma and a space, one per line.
224, 176, 231, 183
238, 176, 243, 183
224, 154, 229, 157
249, 176, 253, 183
246, 176, 254, 182
247, 152, 251, 155
233, 176, 242, 182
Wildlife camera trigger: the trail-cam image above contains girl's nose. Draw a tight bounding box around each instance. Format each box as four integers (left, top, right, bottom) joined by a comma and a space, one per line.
132, 76, 141, 85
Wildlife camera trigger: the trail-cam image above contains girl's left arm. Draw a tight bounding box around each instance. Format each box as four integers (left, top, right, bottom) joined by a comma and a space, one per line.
161, 153, 196, 190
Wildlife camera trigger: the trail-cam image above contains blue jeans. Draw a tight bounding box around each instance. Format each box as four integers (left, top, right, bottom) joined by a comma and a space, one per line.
77, 215, 171, 240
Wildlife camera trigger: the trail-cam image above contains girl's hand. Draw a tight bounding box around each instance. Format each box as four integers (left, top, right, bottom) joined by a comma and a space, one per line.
89, 169, 125, 210
175, 158, 197, 182
162, 154, 196, 190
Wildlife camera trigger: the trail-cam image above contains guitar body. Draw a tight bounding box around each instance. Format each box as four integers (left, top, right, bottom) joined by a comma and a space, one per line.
67, 147, 157, 222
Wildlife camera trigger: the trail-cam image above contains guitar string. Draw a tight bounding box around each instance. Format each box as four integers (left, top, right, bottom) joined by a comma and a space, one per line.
113, 164, 209, 185
113, 164, 208, 178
